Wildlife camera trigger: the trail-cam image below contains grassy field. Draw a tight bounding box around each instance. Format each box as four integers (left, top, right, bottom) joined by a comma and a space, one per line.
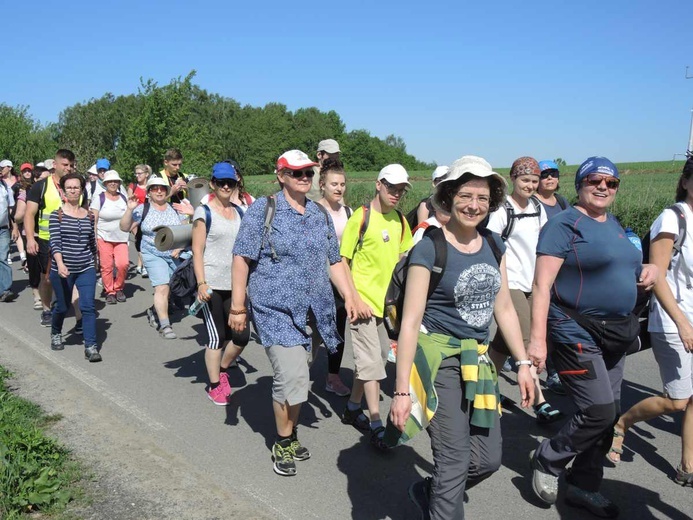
244, 160, 687, 236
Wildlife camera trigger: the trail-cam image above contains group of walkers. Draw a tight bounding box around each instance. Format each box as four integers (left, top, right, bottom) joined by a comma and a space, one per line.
0, 140, 691, 520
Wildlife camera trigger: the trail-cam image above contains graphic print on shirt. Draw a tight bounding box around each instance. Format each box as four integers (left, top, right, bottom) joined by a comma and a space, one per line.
454, 262, 501, 328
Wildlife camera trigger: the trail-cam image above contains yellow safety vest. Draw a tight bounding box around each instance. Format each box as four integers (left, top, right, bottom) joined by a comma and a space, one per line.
37, 177, 83, 240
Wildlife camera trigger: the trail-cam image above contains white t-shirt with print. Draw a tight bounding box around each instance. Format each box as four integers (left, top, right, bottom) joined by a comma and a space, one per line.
648, 202, 693, 333
487, 196, 547, 292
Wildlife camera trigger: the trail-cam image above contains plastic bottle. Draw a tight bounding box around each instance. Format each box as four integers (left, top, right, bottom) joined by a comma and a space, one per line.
189, 288, 213, 316
625, 227, 642, 252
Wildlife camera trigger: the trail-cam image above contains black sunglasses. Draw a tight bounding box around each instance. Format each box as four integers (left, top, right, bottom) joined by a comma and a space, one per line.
540, 170, 560, 179
283, 168, 315, 179
212, 177, 238, 188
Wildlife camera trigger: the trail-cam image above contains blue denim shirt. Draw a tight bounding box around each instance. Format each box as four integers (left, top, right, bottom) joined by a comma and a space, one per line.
233, 192, 342, 350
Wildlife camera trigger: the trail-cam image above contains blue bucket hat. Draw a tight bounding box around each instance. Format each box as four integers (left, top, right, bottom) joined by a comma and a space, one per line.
539, 160, 559, 173
212, 162, 238, 180
575, 156, 618, 192
96, 158, 111, 170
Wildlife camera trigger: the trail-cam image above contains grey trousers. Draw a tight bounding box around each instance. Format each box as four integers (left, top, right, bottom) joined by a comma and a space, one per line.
535, 340, 625, 492
427, 356, 502, 520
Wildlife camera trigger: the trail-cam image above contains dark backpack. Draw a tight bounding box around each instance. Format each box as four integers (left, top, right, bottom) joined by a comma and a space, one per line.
382, 226, 503, 339
404, 196, 432, 230
500, 195, 542, 241
99, 191, 127, 208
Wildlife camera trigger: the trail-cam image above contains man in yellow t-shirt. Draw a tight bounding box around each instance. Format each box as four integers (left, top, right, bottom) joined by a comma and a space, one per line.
340, 164, 413, 450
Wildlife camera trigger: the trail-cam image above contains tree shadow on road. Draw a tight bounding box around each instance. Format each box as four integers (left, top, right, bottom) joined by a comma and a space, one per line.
224, 375, 276, 449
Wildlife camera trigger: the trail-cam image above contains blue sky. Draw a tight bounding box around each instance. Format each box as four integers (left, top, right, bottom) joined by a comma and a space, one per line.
4, 0, 692, 168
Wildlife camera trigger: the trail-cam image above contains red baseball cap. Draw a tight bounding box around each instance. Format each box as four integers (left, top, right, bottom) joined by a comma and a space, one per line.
276, 150, 318, 171
20, 162, 33, 171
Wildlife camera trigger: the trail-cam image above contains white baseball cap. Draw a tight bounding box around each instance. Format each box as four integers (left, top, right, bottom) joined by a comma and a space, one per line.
276, 150, 318, 171
0, 160, 13, 168
44, 159, 55, 170
377, 164, 411, 186
87, 164, 98, 175
432, 165, 449, 181
317, 139, 340, 154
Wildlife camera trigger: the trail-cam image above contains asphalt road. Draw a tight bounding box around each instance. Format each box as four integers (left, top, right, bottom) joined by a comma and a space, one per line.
0, 246, 691, 519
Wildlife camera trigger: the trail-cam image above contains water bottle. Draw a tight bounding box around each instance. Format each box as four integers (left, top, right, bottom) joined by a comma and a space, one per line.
189, 288, 212, 316
625, 227, 642, 252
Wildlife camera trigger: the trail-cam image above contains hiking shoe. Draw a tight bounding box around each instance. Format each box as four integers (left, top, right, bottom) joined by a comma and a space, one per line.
546, 373, 567, 395
370, 426, 389, 452
207, 383, 231, 405
159, 325, 177, 339
146, 306, 158, 328
325, 377, 351, 396
341, 405, 371, 432
535, 402, 564, 424
530, 449, 558, 505
74, 319, 83, 335
408, 477, 432, 520
674, 465, 693, 487
565, 484, 619, 518
116, 290, 126, 303
50, 333, 64, 351
272, 440, 297, 476
105, 293, 117, 305
387, 341, 398, 363
289, 438, 311, 461
33, 298, 43, 310
41, 310, 52, 327
0, 290, 17, 302
84, 345, 102, 362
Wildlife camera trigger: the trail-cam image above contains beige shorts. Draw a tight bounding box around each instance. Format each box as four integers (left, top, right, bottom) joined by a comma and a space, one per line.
349, 316, 390, 381
265, 345, 311, 406
491, 289, 531, 355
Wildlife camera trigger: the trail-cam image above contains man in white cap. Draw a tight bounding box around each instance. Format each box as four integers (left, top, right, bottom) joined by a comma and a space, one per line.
308, 139, 341, 200
0, 160, 18, 302
339, 164, 413, 450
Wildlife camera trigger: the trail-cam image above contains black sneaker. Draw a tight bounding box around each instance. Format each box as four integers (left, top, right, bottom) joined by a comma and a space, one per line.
408, 477, 432, 520
105, 294, 117, 305
40, 310, 52, 327
50, 333, 64, 351
74, 319, 83, 335
0, 290, 17, 302
341, 405, 371, 432
289, 438, 311, 461
272, 440, 297, 476
565, 484, 619, 518
116, 290, 126, 303
84, 345, 102, 362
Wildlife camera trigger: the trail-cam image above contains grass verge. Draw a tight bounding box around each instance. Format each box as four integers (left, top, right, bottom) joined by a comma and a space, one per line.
0, 365, 84, 519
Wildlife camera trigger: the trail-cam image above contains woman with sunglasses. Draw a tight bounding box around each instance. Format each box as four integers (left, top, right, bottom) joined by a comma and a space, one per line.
230, 150, 356, 477
608, 157, 693, 486
47, 173, 99, 360
128, 164, 152, 277
527, 157, 657, 517
535, 160, 570, 219
192, 162, 249, 405
120, 176, 184, 339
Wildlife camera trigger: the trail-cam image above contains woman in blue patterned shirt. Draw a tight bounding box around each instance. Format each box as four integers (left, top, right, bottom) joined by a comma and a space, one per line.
230, 150, 357, 477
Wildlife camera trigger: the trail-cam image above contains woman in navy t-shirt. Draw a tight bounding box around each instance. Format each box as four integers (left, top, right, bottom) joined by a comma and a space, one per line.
527, 157, 657, 518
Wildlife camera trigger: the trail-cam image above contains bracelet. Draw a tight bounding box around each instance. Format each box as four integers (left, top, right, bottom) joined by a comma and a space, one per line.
229, 308, 247, 315
515, 359, 533, 367
393, 392, 411, 397
197, 281, 207, 287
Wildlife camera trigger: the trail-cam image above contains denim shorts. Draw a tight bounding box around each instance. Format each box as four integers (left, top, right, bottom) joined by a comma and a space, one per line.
141, 252, 180, 287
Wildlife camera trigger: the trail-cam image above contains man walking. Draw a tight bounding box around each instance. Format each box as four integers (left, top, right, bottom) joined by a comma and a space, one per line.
158, 148, 187, 204
308, 139, 341, 200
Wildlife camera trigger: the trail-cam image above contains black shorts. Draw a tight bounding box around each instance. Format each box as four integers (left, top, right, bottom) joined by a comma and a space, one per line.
25, 236, 50, 288
201, 289, 250, 349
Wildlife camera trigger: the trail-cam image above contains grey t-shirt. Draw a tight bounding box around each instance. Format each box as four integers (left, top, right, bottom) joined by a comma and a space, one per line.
192, 204, 242, 291
409, 233, 505, 343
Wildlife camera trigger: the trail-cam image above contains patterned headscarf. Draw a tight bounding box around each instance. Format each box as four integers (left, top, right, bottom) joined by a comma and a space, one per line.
510, 156, 541, 178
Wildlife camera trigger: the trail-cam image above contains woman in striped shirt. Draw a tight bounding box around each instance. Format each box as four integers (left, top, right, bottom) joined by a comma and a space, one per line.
48, 173, 100, 361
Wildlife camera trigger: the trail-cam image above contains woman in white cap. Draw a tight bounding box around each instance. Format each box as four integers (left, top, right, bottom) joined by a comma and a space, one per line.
230, 149, 357, 477
389, 155, 533, 519
120, 177, 184, 339
91, 170, 130, 304
412, 166, 450, 227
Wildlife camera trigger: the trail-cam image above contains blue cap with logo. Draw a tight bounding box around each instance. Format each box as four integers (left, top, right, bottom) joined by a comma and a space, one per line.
96, 158, 111, 171
575, 156, 618, 192
212, 162, 238, 180
539, 160, 559, 172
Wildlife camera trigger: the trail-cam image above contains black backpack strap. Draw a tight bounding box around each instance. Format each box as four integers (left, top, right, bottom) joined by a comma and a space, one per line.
345, 206, 352, 219
500, 200, 515, 241
261, 195, 278, 261
395, 209, 407, 243
141, 202, 151, 224
556, 194, 569, 210
312, 201, 333, 239
357, 204, 370, 250
479, 228, 503, 266
668, 204, 690, 288
425, 226, 448, 297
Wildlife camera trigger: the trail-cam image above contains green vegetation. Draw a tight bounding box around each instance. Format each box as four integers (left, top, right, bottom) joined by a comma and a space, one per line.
0, 366, 82, 518
246, 160, 686, 237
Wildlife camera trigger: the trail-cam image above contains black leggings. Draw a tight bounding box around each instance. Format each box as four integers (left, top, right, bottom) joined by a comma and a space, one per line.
201, 289, 250, 350
328, 304, 347, 374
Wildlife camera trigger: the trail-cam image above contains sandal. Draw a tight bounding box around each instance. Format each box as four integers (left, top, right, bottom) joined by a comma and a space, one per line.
370, 426, 389, 452
674, 465, 693, 487
534, 402, 564, 424
607, 427, 625, 464
159, 325, 177, 340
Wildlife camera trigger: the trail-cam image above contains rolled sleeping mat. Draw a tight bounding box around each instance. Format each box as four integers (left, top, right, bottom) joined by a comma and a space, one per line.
154, 224, 193, 251
187, 177, 210, 208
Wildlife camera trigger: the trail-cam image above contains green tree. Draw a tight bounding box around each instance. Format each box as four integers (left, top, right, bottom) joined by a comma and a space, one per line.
0, 104, 56, 164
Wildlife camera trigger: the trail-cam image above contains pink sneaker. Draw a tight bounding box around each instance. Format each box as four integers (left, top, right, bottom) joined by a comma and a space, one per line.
207, 383, 231, 406
219, 372, 232, 397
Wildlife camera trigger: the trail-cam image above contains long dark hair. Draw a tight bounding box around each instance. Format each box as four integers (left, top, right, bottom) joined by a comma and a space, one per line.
675, 157, 693, 202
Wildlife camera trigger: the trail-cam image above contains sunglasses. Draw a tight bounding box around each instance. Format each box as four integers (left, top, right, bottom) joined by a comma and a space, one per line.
380, 179, 408, 196
540, 170, 559, 179
283, 168, 315, 179
582, 174, 620, 190
212, 178, 238, 188
148, 185, 168, 192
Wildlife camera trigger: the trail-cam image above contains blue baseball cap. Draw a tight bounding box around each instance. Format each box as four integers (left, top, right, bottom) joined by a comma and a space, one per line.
212, 162, 238, 180
539, 160, 559, 172
96, 158, 111, 170
575, 156, 619, 192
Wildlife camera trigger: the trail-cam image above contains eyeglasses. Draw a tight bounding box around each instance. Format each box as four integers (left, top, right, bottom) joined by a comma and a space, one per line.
582, 174, 620, 190
148, 185, 167, 192
540, 170, 559, 179
455, 192, 491, 206
212, 178, 238, 189
380, 179, 408, 196
135, 171, 146, 176
283, 169, 315, 179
